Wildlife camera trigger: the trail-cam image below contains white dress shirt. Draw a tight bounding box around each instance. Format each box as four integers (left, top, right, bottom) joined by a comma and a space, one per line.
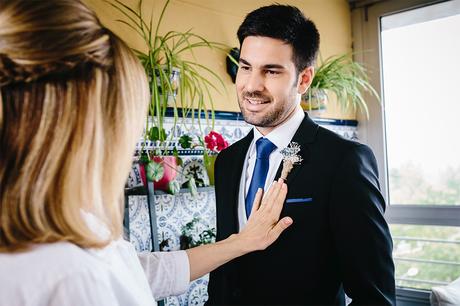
0, 212, 190, 306
238, 106, 305, 230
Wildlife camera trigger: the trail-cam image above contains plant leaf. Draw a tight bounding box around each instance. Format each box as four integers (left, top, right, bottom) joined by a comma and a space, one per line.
168, 180, 181, 195
146, 160, 164, 182
187, 177, 198, 197
178, 135, 193, 149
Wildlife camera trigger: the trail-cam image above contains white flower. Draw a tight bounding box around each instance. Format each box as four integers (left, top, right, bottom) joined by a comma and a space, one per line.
280, 142, 303, 180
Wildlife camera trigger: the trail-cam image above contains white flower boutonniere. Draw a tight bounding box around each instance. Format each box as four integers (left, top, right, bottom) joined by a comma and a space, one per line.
280, 142, 303, 180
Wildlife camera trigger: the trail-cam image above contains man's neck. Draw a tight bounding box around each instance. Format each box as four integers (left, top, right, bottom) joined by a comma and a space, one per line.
256, 104, 301, 136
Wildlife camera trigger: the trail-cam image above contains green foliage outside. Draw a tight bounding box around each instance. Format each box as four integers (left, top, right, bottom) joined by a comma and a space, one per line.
389, 163, 460, 205
391, 224, 460, 290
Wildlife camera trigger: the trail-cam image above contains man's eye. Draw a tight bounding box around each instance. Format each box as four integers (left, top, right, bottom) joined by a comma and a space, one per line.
266, 70, 280, 75
239, 66, 250, 71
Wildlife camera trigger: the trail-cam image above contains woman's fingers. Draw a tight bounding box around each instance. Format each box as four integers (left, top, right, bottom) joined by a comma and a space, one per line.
252, 179, 286, 217
250, 188, 264, 214
269, 217, 293, 242
259, 179, 282, 211
258, 181, 277, 209
271, 180, 288, 216
240, 180, 291, 252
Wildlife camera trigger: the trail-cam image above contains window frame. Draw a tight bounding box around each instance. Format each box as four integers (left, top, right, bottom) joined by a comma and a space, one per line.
351, 0, 460, 220
350, 0, 460, 297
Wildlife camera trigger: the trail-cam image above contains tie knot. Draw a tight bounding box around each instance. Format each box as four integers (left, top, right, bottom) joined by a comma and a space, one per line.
255, 138, 277, 159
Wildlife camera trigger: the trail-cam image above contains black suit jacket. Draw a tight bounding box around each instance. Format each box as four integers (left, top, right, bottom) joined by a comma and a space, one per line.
206, 113, 396, 305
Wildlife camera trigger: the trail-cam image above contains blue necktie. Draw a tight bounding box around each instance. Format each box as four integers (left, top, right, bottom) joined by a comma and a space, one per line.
245, 138, 277, 218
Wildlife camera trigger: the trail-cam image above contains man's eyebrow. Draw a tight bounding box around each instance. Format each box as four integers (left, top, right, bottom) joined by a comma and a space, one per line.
239, 58, 286, 70
263, 64, 285, 70
239, 58, 251, 66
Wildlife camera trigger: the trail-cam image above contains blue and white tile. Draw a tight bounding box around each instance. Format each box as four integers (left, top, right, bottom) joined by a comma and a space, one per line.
128, 196, 152, 252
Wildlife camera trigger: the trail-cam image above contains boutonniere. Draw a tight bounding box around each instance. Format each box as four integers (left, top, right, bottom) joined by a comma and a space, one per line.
280, 142, 303, 180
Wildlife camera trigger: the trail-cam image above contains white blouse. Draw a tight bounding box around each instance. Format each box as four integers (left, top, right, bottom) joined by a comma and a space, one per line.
0, 213, 190, 306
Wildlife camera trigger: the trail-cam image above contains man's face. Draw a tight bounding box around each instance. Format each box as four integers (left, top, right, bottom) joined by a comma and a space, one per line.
236, 36, 312, 134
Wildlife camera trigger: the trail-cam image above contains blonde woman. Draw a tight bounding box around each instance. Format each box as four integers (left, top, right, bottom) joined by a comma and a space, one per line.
0, 1, 293, 305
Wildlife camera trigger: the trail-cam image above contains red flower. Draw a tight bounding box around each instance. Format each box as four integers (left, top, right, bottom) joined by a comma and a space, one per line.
204, 131, 228, 153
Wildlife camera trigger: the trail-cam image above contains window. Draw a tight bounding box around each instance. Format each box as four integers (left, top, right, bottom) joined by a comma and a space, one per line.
351, 0, 460, 298
381, 4, 460, 208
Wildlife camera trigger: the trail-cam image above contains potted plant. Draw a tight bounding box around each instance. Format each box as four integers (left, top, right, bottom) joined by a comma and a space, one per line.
202, 131, 228, 186
302, 53, 379, 119
108, 0, 229, 193
179, 217, 216, 250
175, 131, 228, 187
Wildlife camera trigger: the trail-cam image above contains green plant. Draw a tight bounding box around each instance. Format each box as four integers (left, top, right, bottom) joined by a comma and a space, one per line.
108, 0, 231, 193
177, 131, 228, 186
305, 53, 379, 119
180, 217, 216, 250
108, 0, 229, 144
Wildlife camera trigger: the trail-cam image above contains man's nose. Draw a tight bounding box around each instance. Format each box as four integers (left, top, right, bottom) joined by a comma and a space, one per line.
245, 71, 264, 92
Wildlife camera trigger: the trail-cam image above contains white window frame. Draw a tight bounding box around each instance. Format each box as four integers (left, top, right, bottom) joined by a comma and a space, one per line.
350, 0, 460, 300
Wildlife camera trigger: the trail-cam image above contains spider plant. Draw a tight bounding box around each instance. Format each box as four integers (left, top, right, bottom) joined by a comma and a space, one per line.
107, 0, 231, 193
107, 0, 229, 145
304, 53, 379, 119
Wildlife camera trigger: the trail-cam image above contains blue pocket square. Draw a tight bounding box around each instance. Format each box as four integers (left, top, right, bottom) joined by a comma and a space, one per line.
286, 197, 313, 204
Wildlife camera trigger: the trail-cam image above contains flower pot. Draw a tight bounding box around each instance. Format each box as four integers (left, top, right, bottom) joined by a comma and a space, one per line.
301, 88, 327, 116
154, 67, 180, 107
152, 156, 179, 192
139, 156, 180, 193
203, 154, 217, 186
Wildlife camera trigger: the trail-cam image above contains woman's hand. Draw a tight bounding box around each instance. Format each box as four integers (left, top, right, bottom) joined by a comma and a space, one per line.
185, 179, 292, 281
234, 178, 293, 253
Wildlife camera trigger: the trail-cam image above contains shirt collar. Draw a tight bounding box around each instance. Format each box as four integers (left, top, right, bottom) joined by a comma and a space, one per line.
252, 105, 305, 152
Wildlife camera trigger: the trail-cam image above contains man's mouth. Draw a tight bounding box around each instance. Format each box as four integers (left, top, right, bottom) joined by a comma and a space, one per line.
243, 93, 272, 108
245, 98, 270, 105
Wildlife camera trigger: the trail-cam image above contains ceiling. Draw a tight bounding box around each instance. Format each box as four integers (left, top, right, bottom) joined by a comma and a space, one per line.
348, 0, 388, 9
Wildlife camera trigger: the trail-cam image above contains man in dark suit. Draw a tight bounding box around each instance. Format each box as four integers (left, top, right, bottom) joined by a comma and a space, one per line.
206, 4, 395, 306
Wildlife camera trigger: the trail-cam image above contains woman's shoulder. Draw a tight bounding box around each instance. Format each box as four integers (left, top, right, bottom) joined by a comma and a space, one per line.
0, 242, 114, 304
0, 241, 106, 273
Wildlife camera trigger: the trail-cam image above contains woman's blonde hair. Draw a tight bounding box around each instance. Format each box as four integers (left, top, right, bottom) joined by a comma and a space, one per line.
0, 0, 149, 252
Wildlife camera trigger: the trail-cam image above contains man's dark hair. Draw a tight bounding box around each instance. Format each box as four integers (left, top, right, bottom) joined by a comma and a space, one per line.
237, 5, 320, 72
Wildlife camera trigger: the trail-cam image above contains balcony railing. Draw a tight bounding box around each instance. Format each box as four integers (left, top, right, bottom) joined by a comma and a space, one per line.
393, 236, 460, 289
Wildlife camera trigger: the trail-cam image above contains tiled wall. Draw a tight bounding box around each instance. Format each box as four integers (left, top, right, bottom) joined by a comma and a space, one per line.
136, 113, 358, 154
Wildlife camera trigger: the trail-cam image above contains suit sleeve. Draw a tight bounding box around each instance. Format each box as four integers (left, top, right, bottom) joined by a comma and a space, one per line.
329, 144, 396, 306
211, 152, 226, 243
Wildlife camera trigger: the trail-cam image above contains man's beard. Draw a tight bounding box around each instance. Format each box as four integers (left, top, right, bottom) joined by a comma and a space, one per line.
238, 91, 294, 127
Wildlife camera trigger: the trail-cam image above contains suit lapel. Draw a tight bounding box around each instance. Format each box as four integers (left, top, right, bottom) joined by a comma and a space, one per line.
226, 130, 253, 232
224, 114, 318, 231
275, 113, 319, 185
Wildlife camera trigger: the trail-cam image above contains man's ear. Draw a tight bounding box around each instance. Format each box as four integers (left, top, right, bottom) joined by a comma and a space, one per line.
297, 66, 314, 95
